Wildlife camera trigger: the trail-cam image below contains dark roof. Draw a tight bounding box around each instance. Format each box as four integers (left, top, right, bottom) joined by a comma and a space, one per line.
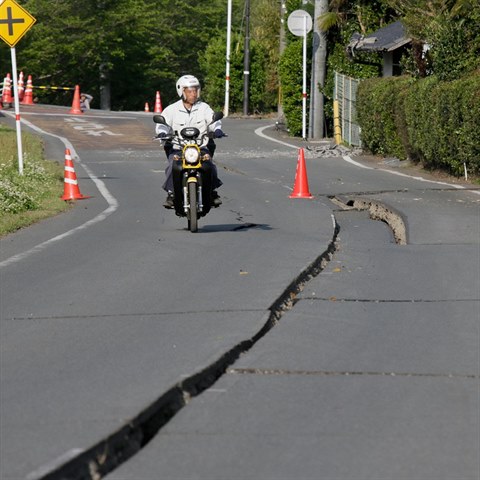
348, 21, 411, 53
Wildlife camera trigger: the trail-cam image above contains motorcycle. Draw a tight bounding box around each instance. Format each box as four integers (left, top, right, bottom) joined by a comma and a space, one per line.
153, 112, 225, 233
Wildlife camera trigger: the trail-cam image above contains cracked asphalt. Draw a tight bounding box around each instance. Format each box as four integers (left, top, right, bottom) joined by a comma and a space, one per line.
108, 184, 479, 480
1, 106, 479, 480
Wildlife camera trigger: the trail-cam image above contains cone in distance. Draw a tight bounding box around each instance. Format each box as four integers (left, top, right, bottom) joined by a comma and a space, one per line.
2, 73, 13, 106
61, 149, 90, 201
21, 75, 34, 105
289, 148, 313, 199
69, 85, 83, 114
144, 102, 150, 112
154, 91, 163, 113
18, 71, 25, 101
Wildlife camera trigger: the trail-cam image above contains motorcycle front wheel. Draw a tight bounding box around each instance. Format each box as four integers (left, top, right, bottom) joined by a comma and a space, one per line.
187, 181, 198, 232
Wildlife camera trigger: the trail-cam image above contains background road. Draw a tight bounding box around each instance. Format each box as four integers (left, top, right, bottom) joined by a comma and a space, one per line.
1, 105, 479, 480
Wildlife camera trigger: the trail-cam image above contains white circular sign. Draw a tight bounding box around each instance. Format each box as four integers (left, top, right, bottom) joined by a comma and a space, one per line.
287, 10, 313, 37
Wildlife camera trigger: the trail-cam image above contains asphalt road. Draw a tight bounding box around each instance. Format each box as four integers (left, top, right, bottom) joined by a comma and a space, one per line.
0, 105, 479, 480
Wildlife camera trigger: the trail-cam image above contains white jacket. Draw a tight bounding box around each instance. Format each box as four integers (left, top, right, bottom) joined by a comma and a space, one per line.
155, 99, 221, 149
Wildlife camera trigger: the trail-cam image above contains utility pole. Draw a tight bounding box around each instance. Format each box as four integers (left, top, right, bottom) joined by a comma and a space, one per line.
309, 0, 328, 139
97, 0, 110, 110
243, 0, 250, 116
278, 1, 287, 122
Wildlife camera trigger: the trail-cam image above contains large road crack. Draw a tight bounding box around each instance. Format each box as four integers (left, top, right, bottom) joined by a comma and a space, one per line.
34, 221, 340, 480
330, 195, 407, 245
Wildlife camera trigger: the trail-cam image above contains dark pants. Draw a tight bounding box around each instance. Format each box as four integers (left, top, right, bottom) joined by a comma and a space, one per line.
162, 146, 222, 193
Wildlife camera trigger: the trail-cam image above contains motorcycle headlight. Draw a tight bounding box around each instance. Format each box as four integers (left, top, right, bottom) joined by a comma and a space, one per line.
184, 146, 200, 164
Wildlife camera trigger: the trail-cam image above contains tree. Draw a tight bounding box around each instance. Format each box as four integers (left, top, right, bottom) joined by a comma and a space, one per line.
386, 0, 480, 79
1, 0, 240, 110
251, 0, 281, 110
312, 1, 395, 134
14, 0, 158, 109
200, 32, 276, 113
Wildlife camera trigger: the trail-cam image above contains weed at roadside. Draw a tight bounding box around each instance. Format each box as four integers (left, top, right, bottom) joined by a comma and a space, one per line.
0, 123, 71, 236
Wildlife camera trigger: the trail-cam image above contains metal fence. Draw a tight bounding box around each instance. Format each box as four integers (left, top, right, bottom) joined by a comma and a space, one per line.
334, 72, 362, 147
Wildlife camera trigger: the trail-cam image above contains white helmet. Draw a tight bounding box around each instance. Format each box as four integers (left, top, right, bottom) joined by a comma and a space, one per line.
176, 75, 201, 99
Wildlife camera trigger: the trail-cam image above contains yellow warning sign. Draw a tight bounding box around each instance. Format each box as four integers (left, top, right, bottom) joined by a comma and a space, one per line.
0, 0, 36, 47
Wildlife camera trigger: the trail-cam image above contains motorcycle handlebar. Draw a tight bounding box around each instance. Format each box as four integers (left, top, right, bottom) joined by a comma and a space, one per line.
154, 131, 228, 143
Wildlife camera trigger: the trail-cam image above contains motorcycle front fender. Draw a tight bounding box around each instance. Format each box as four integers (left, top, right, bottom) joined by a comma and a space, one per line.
172, 161, 214, 218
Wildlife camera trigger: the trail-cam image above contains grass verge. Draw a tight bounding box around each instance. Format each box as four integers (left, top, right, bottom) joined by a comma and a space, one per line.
0, 122, 71, 237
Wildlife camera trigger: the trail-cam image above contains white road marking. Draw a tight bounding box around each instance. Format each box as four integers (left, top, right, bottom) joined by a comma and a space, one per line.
255, 124, 299, 149
0, 113, 119, 269
257, 125, 480, 195
64, 117, 123, 136
342, 154, 372, 169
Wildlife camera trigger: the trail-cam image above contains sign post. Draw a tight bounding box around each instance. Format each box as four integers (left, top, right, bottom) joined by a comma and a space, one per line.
0, 0, 36, 174
287, 9, 312, 140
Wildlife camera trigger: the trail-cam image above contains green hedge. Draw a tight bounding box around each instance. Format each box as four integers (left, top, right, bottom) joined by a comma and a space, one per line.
356, 72, 480, 176
278, 39, 307, 137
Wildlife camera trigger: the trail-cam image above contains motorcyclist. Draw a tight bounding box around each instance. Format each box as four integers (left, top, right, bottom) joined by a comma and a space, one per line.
155, 75, 224, 209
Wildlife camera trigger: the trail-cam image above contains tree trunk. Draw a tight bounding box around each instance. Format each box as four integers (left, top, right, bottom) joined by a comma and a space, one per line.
99, 61, 111, 111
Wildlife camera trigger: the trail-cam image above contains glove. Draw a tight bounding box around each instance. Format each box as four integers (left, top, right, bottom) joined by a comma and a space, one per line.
214, 129, 224, 138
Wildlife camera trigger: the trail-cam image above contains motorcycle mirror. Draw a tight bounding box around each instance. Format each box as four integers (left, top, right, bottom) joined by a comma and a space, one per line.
153, 115, 166, 124
211, 111, 224, 123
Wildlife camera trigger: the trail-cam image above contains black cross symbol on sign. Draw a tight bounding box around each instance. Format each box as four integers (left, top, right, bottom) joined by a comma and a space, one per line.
0, 7, 25, 36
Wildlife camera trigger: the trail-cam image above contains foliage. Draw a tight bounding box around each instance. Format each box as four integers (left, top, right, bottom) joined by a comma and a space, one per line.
0, 124, 68, 235
386, 0, 480, 79
356, 73, 480, 176
200, 33, 276, 113
356, 76, 411, 158
426, 7, 480, 80
279, 39, 308, 137
251, 0, 281, 105
200, 0, 279, 114
0, 0, 242, 111
277, 0, 315, 135
278, 0, 396, 136
404, 72, 480, 174
200, 34, 243, 111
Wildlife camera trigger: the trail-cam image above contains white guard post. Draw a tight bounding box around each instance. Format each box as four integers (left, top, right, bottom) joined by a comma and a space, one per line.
10, 47, 24, 174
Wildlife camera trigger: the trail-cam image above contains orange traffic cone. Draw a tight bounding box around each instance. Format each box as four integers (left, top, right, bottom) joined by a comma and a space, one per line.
21, 75, 34, 105
2, 73, 13, 107
154, 91, 163, 113
144, 102, 150, 112
289, 148, 314, 199
61, 149, 90, 201
69, 85, 83, 114
18, 71, 24, 101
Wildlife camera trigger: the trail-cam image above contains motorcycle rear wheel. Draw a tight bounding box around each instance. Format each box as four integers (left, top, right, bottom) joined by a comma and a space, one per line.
187, 182, 198, 232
